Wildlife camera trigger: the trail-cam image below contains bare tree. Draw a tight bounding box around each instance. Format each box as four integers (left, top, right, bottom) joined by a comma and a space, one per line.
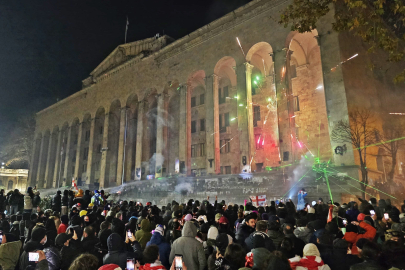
0, 115, 36, 169
331, 108, 376, 198
378, 118, 405, 184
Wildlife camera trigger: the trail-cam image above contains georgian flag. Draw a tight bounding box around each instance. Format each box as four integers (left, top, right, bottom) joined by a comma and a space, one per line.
250, 195, 267, 207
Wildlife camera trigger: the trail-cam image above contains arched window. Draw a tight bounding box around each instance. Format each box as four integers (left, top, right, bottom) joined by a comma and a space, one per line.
7, 180, 13, 190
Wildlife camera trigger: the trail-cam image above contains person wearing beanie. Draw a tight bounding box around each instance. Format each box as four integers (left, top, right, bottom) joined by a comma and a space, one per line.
19, 227, 48, 270
207, 233, 232, 270
290, 243, 331, 270
146, 225, 171, 270
183, 214, 193, 222
350, 242, 384, 270
58, 230, 83, 270
0, 233, 22, 270
80, 210, 88, 217
343, 220, 376, 255
235, 214, 256, 249
320, 238, 362, 270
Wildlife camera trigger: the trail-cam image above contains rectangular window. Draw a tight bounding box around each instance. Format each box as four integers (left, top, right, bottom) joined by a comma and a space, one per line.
72, 166, 75, 175
74, 134, 78, 144
191, 97, 196, 107
220, 139, 231, 153
95, 161, 100, 171
97, 144, 102, 153
255, 134, 264, 150
224, 112, 230, 127
83, 147, 89, 160
219, 114, 225, 133
99, 126, 103, 135
191, 145, 196, 157
223, 86, 229, 100
85, 130, 90, 141
191, 121, 197, 133
220, 166, 223, 174
225, 166, 231, 174
291, 65, 297, 78
200, 143, 205, 156
200, 119, 205, 132
200, 94, 205, 105
294, 96, 300, 112
254, 106, 261, 127
218, 88, 223, 104
72, 150, 76, 162
82, 164, 87, 173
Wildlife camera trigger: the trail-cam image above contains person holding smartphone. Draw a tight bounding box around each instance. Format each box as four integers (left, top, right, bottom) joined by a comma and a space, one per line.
0, 233, 22, 270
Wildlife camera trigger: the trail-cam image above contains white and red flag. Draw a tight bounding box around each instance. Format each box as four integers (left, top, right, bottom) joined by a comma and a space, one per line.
250, 195, 267, 207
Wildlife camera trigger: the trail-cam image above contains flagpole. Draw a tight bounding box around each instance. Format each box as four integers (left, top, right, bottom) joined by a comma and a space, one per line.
125, 16, 129, 44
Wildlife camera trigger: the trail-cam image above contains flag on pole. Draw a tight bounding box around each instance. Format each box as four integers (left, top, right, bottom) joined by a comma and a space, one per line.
250, 195, 267, 207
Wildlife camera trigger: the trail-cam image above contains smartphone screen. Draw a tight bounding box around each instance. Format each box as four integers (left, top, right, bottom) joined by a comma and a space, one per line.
126, 259, 135, 270
127, 230, 132, 238
175, 255, 183, 270
306, 205, 310, 210
29, 252, 39, 262
343, 219, 347, 225
0, 234, 3, 243
370, 210, 375, 216
384, 213, 389, 219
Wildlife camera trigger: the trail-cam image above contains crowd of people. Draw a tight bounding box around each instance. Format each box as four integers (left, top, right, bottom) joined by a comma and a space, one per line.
0, 187, 404, 270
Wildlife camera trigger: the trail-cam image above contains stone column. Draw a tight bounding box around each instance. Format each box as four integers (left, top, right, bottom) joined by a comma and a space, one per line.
44, 132, 54, 188
99, 113, 110, 188
62, 126, 72, 185
186, 86, 192, 176
28, 135, 39, 187
179, 85, 187, 174
135, 101, 145, 180
205, 75, 220, 174
85, 118, 96, 185
265, 72, 281, 166
116, 108, 127, 185
245, 63, 256, 171
35, 136, 45, 186
155, 94, 165, 178
52, 130, 63, 188
73, 122, 83, 182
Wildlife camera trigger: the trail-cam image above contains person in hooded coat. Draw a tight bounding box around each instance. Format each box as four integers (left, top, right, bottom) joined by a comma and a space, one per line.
0, 233, 22, 270
45, 218, 58, 247
20, 227, 48, 270
245, 220, 275, 253
56, 231, 82, 270
52, 191, 62, 213
235, 214, 256, 249
289, 243, 331, 270
103, 233, 138, 270
146, 226, 171, 270
169, 221, 206, 270
135, 219, 152, 249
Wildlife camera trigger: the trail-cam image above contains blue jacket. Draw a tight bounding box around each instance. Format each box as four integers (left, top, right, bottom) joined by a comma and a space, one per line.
146, 232, 171, 269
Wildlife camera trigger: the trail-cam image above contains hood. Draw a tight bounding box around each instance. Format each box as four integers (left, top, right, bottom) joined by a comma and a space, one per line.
378, 199, 387, 208
141, 219, 151, 231
107, 233, 125, 252
149, 232, 163, 245
23, 240, 43, 252
182, 221, 197, 237
303, 243, 320, 257
85, 190, 90, 195
208, 226, 219, 240
76, 189, 84, 197
99, 229, 112, 248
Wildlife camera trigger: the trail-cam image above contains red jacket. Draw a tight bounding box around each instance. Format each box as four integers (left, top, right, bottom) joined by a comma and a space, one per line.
343, 221, 376, 255
57, 223, 67, 234
139, 263, 166, 270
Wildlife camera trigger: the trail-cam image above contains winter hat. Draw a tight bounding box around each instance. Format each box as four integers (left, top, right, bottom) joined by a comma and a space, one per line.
363, 216, 374, 226
207, 226, 219, 240
219, 216, 229, 224
174, 210, 182, 219
4, 233, 18, 243
268, 215, 280, 223
345, 224, 359, 233
303, 243, 320, 257
79, 210, 88, 217
55, 232, 72, 247
252, 231, 267, 249
155, 226, 164, 236
215, 213, 223, 222
184, 214, 193, 222
261, 213, 269, 221
31, 227, 47, 242
370, 198, 377, 205
357, 213, 366, 221
98, 264, 122, 270
200, 223, 210, 234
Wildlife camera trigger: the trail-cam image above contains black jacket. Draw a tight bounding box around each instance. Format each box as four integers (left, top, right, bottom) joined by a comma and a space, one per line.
52, 194, 61, 211
235, 223, 255, 248
350, 260, 385, 270
82, 191, 92, 210
60, 239, 82, 270
103, 233, 139, 270
33, 195, 41, 207
245, 231, 275, 252
322, 249, 363, 270
61, 195, 69, 207
43, 246, 62, 270
82, 236, 100, 256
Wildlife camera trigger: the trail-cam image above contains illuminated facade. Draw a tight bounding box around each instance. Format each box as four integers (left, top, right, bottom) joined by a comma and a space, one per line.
29, 0, 405, 190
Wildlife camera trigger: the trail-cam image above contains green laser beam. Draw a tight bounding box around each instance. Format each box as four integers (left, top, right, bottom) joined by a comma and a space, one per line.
354, 136, 405, 151
324, 168, 333, 203
329, 167, 396, 199
328, 178, 358, 197
344, 180, 375, 197
282, 168, 312, 198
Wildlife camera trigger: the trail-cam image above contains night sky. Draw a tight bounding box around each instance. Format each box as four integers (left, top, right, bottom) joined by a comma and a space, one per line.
0, 0, 251, 138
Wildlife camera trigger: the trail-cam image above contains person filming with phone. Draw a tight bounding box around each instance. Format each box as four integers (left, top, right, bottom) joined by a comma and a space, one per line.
0, 232, 22, 270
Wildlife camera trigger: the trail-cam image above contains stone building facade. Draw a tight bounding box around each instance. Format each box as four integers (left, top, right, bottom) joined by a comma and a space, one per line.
0, 168, 28, 191
29, 0, 405, 193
